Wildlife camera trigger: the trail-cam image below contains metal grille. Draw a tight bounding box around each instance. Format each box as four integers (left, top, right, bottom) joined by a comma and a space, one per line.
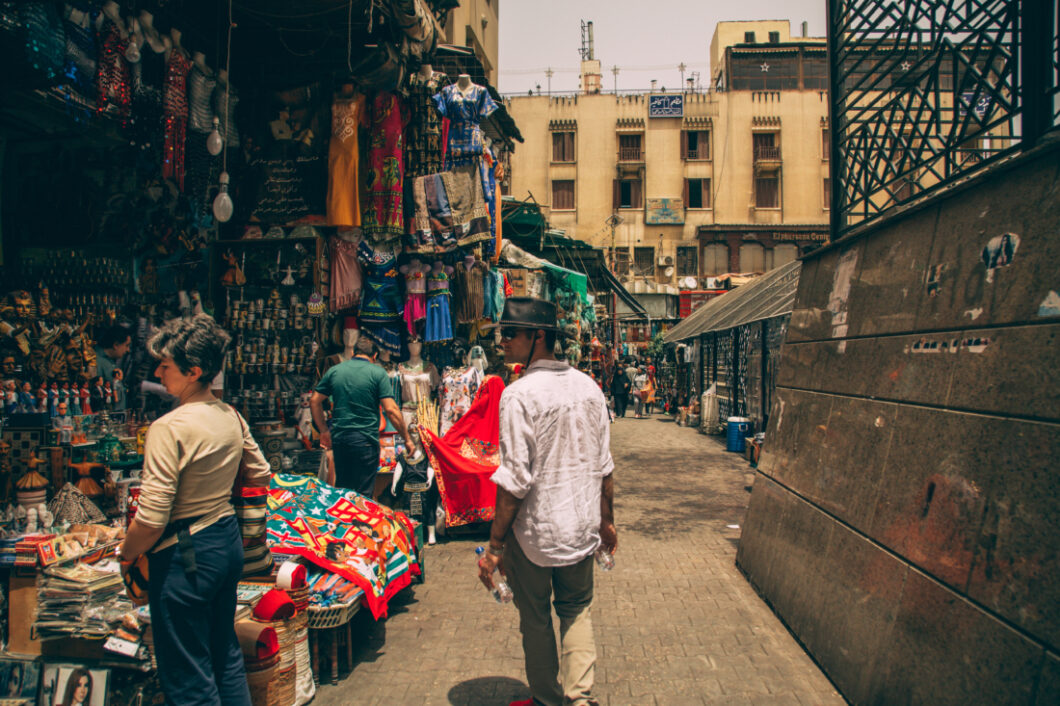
828, 0, 1058, 239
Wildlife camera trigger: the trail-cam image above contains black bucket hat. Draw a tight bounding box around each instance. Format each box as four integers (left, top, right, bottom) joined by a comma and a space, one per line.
486, 297, 570, 336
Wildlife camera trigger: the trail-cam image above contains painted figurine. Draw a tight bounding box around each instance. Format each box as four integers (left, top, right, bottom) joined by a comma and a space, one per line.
112, 369, 124, 409
37, 383, 47, 414
79, 382, 92, 415
52, 402, 73, 444
104, 381, 114, 409
48, 382, 59, 417
18, 382, 34, 413
3, 381, 17, 415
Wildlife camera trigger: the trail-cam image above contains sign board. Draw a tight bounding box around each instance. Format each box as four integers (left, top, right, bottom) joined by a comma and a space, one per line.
645, 198, 684, 225
648, 94, 684, 118
679, 290, 725, 318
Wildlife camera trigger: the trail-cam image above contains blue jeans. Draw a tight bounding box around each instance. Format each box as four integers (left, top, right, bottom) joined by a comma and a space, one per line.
332, 428, 381, 496
148, 515, 251, 706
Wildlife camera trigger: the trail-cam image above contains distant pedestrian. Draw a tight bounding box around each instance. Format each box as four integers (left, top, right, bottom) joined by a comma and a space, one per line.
610, 366, 631, 417
479, 298, 616, 706
633, 367, 650, 418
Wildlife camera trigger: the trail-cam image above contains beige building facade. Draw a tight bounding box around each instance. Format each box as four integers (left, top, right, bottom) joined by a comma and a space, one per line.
441, 0, 500, 85
505, 21, 831, 290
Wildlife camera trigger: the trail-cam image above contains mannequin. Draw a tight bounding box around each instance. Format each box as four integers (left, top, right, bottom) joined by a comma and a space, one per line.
101, 1, 126, 35
419, 63, 434, 80
168, 28, 188, 58
400, 257, 429, 335
468, 345, 487, 375
192, 51, 210, 74
398, 338, 440, 427
341, 318, 360, 360
456, 73, 472, 92
139, 11, 160, 45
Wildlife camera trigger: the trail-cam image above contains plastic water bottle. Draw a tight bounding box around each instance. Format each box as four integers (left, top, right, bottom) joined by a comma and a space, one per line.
475, 546, 513, 603
595, 546, 615, 571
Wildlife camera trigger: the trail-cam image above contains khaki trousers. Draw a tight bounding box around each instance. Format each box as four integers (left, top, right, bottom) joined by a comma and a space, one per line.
504, 537, 597, 706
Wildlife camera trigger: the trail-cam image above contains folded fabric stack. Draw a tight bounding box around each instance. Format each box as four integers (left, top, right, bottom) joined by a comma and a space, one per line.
250, 588, 299, 706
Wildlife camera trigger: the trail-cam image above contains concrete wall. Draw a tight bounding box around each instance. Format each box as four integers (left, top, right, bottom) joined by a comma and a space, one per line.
445, 0, 499, 85
737, 145, 1060, 704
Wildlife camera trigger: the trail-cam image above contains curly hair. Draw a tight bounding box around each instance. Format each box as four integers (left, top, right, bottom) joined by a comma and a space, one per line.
147, 314, 230, 383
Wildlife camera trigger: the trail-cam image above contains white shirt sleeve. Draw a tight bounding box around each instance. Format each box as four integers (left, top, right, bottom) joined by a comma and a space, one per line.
597, 395, 615, 477
490, 394, 535, 499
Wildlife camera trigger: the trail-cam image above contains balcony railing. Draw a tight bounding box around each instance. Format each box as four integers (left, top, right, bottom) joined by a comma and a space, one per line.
685, 148, 710, 160
618, 147, 644, 162
754, 145, 782, 162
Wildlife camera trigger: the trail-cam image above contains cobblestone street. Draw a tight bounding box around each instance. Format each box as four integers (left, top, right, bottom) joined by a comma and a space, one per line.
314, 416, 843, 705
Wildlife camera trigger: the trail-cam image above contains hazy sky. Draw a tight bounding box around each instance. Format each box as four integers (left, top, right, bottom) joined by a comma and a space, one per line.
497, 0, 827, 95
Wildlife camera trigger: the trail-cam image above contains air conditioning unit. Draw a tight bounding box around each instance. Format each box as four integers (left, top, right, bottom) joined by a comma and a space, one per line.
657, 255, 674, 267
701, 276, 719, 289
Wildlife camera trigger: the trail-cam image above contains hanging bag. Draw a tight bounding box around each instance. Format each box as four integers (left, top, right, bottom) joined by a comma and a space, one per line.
232, 408, 275, 578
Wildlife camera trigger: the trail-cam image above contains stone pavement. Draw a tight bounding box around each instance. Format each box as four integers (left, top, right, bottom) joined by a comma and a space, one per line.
313, 415, 844, 705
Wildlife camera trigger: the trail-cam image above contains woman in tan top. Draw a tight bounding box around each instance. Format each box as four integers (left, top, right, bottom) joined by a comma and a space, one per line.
118, 314, 269, 706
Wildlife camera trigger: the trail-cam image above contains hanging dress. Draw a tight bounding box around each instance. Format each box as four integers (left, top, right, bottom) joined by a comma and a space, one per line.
130, 41, 165, 162
438, 365, 484, 435
362, 92, 406, 241
404, 71, 447, 178
327, 92, 367, 227
185, 62, 218, 216
453, 260, 488, 324
329, 236, 363, 313
96, 20, 131, 125
425, 266, 454, 343
400, 261, 429, 334
357, 240, 403, 355
433, 83, 498, 168
162, 50, 191, 191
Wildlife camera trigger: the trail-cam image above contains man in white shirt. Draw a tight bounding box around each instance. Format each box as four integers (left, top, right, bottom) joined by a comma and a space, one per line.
478, 298, 617, 706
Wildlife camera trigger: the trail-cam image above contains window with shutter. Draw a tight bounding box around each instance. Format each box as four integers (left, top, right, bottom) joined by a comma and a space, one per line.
823, 177, 830, 210
685, 179, 711, 209
702, 243, 728, 276
552, 180, 575, 210
614, 247, 630, 273
551, 131, 575, 162
739, 242, 766, 272
618, 134, 643, 161
676, 246, 698, 276
634, 247, 655, 276
682, 130, 710, 160
755, 175, 780, 208
617, 179, 643, 209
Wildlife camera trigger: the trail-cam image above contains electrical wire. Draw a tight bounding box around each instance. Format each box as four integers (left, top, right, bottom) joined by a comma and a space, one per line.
222, 0, 233, 176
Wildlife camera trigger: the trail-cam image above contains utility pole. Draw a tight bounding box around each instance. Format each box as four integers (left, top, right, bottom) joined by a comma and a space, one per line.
545, 67, 553, 96
678, 62, 687, 89
611, 65, 620, 94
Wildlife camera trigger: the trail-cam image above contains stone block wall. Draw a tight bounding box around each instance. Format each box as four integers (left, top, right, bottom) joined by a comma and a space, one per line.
737, 145, 1060, 704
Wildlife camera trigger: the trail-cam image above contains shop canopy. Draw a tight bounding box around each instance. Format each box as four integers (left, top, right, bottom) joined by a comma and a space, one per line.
663, 260, 801, 343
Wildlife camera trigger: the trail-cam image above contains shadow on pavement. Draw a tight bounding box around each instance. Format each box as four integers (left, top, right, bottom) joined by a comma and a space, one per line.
447, 676, 528, 705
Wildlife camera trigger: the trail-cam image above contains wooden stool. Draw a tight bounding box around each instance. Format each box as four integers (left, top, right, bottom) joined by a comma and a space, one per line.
309, 621, 355, 685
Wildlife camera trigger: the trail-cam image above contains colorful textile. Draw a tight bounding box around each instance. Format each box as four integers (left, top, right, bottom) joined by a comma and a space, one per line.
419, 376, 505, 527
162, 50, 191, 191
357, 241, 403, 354
433, 84, 498, 168
362, 92, 406, 240
404, 71, 447, 178
327, 92, 367, 227
438, 365, 484, 435
329, 235, 363, 313
266, 474, 419, 619
425, 265, 454, 343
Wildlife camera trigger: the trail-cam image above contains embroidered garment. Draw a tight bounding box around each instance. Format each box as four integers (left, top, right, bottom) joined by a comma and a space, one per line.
453, 260, 488, 324
438, 365, 483, 435
357, 241, 403, 354
425, 265, 454, 343
490, 360, 614, 567
404, 71, 447, 177
483, 268, 506, 322
266, 474, 419, 619
96, 20, 131, 124
187, 62, 216, 133
419, 376, 505, 527
213, 82, 239, 146
327, 92, 367, 227
433, 83, 498, 168
162, 50, 191, 190
440, 164, 491, 246
397, 361, 440, 408
400, 260, 430, 333
130, 43, 165, 158
362, 92, 406, 240
329, 235, 362, 313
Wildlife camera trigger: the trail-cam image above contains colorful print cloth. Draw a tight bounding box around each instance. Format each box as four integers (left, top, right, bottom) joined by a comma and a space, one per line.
266, 474, 419, 619
419, 375, 504, 527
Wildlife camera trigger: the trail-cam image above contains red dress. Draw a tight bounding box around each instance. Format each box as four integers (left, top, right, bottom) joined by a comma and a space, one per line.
361, 93, 406, 240
162, 50, 191, 190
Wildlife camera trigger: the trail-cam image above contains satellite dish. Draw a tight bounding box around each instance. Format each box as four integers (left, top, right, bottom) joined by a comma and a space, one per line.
664, 266, 675, 278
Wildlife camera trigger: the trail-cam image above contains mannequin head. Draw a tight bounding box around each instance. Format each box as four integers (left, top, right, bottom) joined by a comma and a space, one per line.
343, 318, 360, 351
407, 338, 423, 362
468, 345, 487, 374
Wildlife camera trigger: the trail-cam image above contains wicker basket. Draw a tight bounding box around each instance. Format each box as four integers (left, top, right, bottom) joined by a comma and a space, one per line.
306, 599, 358, 629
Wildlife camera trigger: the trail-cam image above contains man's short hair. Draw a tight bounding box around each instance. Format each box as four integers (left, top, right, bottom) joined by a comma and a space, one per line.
97, 324, 132, 350
355, 336, 376, 357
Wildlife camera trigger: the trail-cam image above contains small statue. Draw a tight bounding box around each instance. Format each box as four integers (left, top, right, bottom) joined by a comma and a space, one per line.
52, 402, 73, 444
280, 266, 296, 286
3, 380, 17, 415
104, 381, 114, 409
112, 369, 124, 409
295, 392, 313, 449
220, 251, 247, 287
18, 382, 34, 413
36, 383, 47, 414
140, 257, 159, 296
79, 381, 92, 415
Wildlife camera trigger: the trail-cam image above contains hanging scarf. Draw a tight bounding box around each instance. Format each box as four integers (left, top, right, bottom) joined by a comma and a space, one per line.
418, 375, 504, 527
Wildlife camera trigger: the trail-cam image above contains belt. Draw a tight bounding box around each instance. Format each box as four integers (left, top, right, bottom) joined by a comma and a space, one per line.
159, 513, 208, 578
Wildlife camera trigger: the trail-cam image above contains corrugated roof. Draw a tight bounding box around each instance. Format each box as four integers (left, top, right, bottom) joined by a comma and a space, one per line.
664, 260, 802, 342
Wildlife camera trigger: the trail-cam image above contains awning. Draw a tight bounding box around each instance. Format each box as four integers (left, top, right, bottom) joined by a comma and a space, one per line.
601, 269, 649, 319
664, 260, 801, 342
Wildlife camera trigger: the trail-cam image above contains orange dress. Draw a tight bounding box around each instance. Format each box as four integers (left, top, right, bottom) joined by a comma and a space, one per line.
327, 93, 367, 226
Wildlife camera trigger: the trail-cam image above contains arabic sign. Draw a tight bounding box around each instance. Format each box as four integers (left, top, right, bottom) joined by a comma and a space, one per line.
645, 198, 684, 224
649, 94, 684, 118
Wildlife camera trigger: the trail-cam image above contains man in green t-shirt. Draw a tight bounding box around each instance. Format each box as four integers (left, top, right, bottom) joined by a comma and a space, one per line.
310, 338, 414, 496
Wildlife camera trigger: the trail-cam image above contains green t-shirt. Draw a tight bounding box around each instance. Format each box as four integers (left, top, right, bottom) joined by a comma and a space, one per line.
315, 358, 393, 440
